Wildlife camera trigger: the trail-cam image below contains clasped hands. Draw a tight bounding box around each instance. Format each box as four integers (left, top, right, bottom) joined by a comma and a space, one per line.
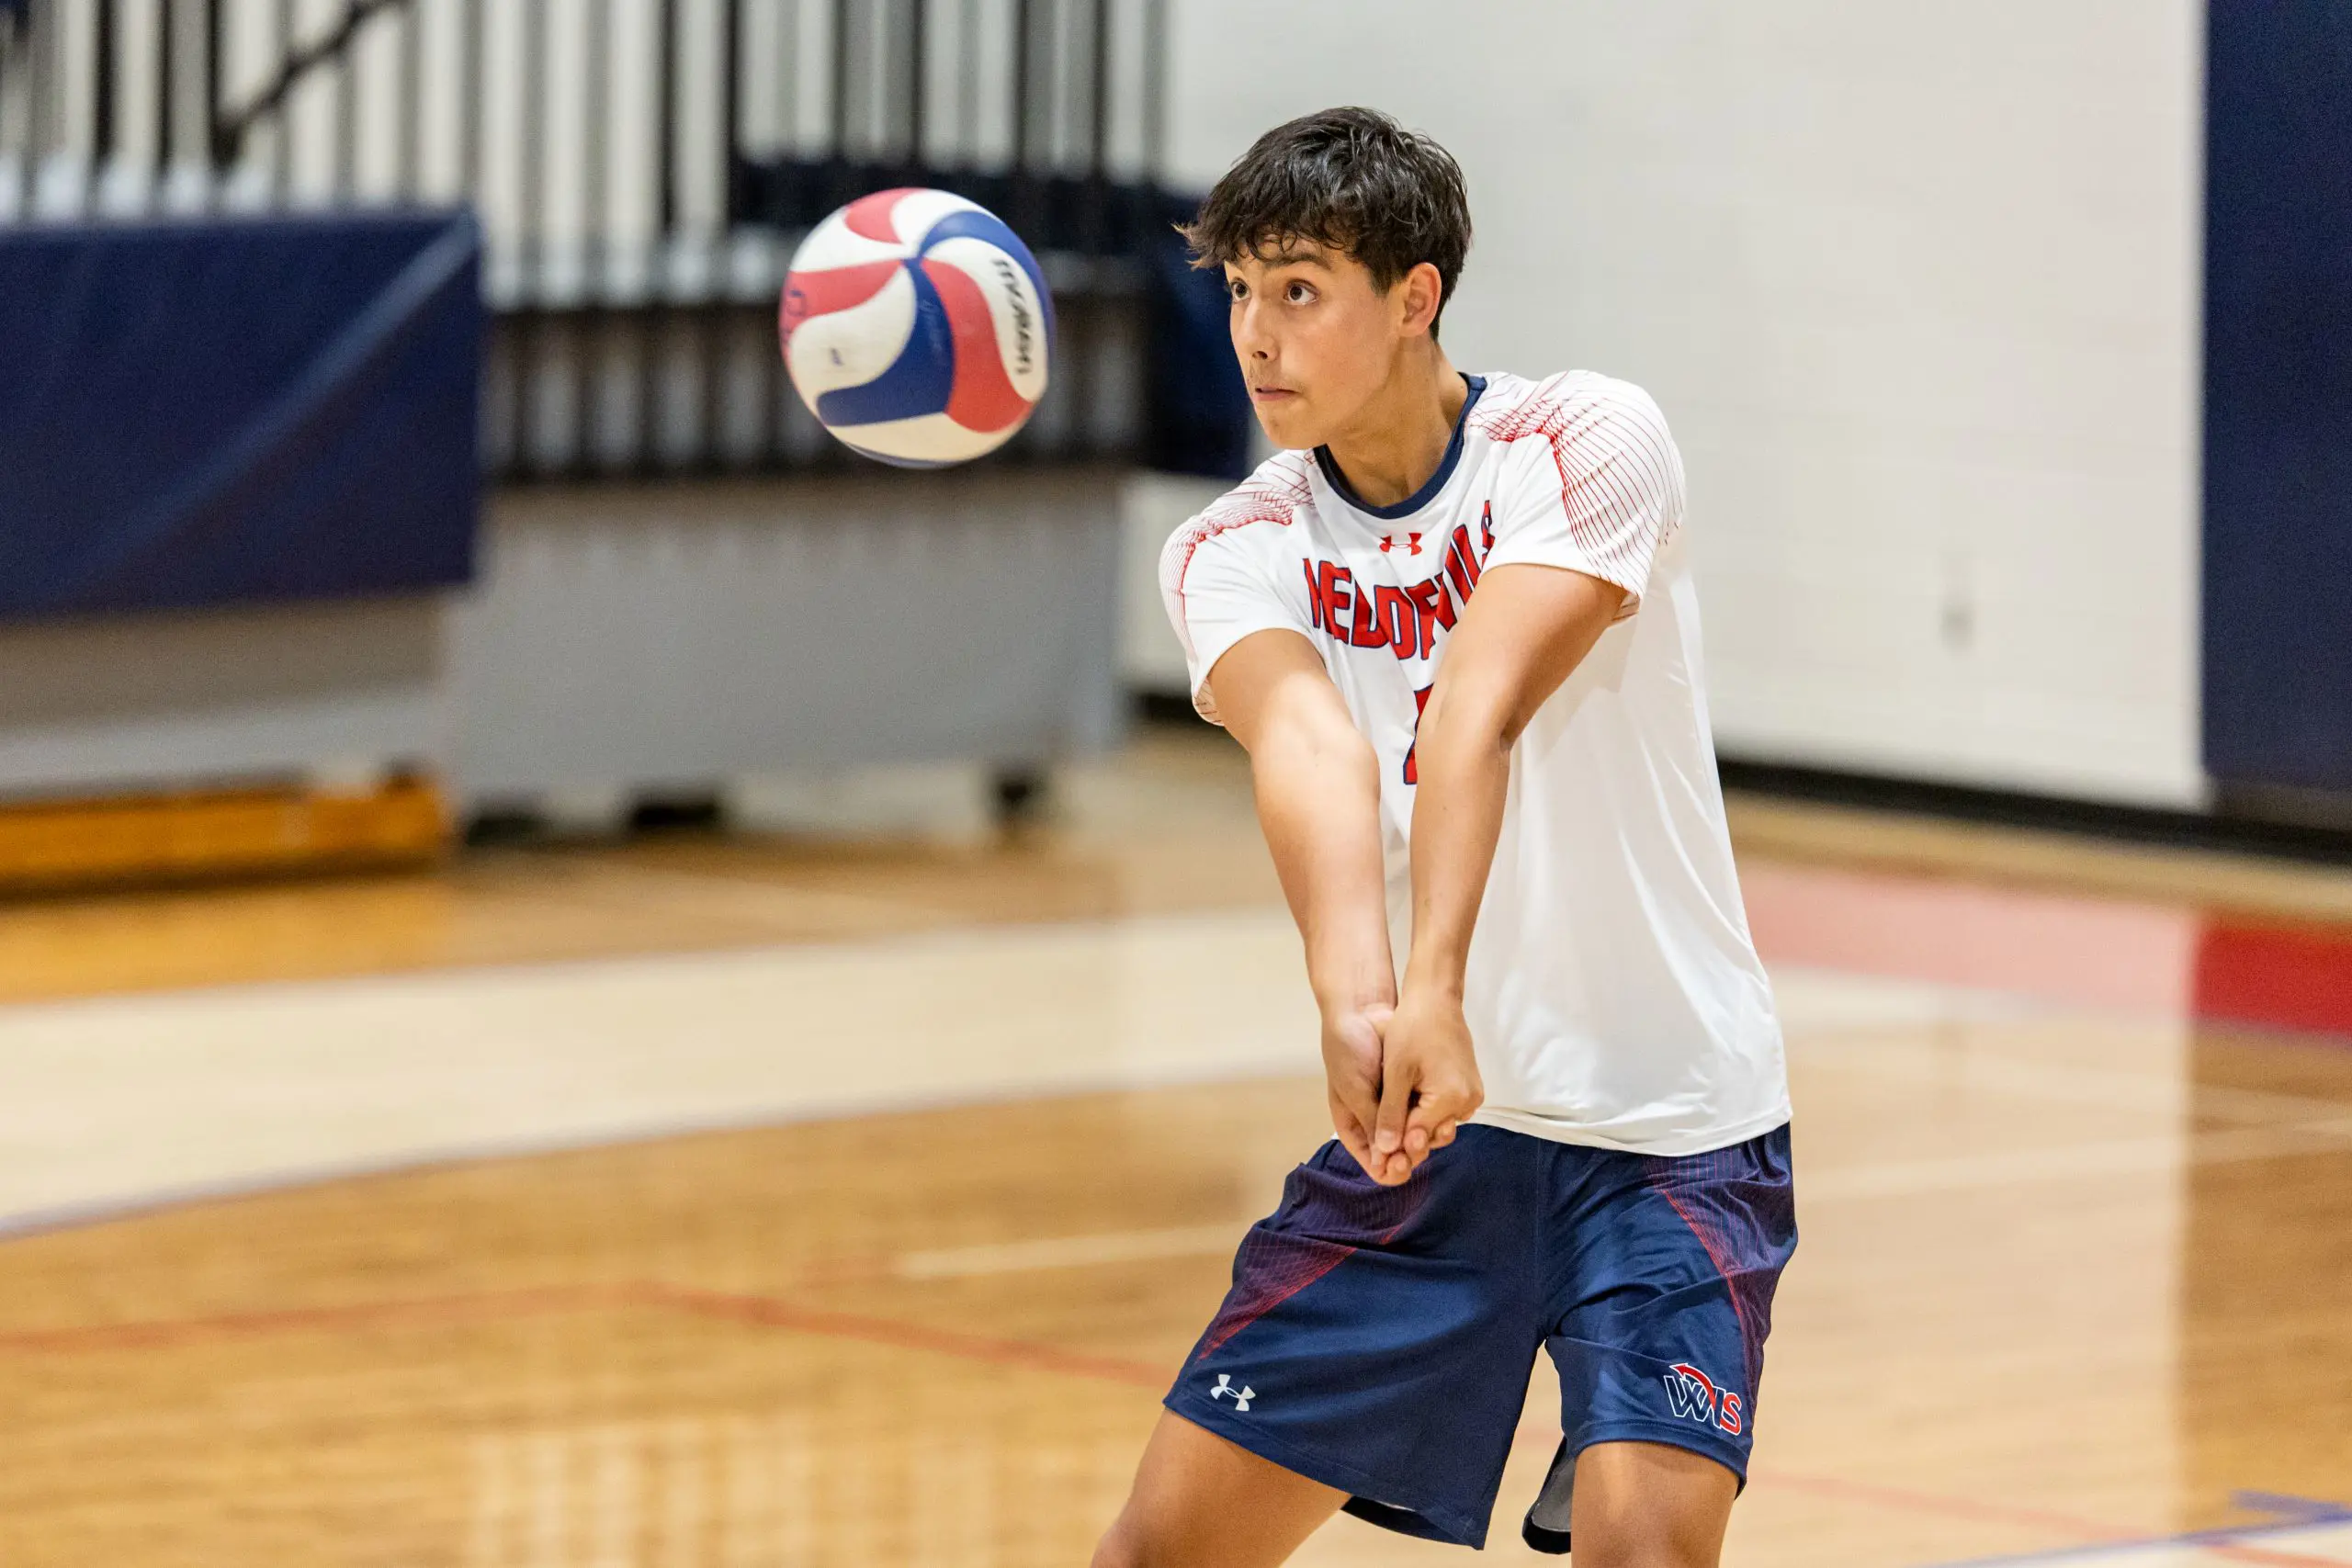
1321, 988, 1485, 1186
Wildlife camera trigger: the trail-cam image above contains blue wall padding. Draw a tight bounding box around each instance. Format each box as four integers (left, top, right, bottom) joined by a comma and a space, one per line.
1147, 191, 1252, 481
0, 209, 481, 621
2205, 3, 2352, 792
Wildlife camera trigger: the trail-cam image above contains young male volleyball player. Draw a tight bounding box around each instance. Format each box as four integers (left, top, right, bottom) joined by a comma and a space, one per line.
1092, 108, 1794, 1566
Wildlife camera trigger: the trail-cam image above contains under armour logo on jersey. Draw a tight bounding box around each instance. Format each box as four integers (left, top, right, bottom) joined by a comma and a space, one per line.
1379, 532, 1425, 556
1210, 1373, 1256, 1412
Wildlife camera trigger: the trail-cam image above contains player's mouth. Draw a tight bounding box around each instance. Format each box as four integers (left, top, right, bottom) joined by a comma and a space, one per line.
1250, 386, 1299, 403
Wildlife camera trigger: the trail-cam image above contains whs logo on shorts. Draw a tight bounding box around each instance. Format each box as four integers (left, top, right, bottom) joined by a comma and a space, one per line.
1661, 1362, 1744, 1436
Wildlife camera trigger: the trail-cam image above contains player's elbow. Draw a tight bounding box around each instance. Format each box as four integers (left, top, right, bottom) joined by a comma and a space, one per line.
1424, 672, 1530, 760
1256, 696, 1378, 783
1494, 702, 1540, 750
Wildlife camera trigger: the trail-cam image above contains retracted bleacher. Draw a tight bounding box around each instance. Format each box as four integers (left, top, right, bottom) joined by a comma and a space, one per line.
0, 0, 1245, 883
0, 210, 481, 886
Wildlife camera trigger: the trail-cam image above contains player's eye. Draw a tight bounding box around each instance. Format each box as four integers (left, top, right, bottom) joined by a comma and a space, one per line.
1285, 280, 1316, 304
1227, 278, 1248, 302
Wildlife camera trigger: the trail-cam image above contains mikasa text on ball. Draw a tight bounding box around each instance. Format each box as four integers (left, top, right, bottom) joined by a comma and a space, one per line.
779, 188, 1054, 467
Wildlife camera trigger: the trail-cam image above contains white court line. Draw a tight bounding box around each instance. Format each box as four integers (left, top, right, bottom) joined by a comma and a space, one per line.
0, 908, 1317, 1233
3, 916, 2320, 1238
874, 1112, 2352, 1282
1800, 1117, 2352, 1203
1792, 1032, 2352, 1127
0, 917, 2030, 1235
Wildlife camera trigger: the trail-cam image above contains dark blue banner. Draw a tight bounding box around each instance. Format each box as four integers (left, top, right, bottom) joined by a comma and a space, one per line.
2205, 2, 2352, 792
0, 209, 481, 621
1147, 190, 1253, 481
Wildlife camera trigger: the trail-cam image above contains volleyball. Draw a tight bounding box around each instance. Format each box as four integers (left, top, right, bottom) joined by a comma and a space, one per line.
778, 188, 1055, 467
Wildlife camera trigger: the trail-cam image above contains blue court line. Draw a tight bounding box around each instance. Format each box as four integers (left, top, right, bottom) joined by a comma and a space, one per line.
1919, 1495, 2352, 1568
2233, 1493, 2352, 1524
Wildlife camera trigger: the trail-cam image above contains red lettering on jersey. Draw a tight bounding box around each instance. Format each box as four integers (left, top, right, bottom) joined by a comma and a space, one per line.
1300, 555, 1469, 660
1404, 578, 1454, 657
1443, 551, 1470, 604
1321, 562, 1355, 632
1445, 525, 1483, 602
1349, 573, 1387, 649
1402, 683, 1435, 785
1479, 499, 1496, 554
1374, 585, 1415, 660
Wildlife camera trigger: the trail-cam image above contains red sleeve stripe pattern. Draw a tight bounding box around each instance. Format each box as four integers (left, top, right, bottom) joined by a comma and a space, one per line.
1157, 457, 1315, 664
1474, 376, 1685, 597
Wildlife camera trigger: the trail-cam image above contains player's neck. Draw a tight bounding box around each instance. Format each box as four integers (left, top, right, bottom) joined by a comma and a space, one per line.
1317, 346, 1468, 511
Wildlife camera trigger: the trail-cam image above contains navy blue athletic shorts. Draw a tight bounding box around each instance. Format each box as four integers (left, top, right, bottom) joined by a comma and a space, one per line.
1164, 1122, 1796, 1551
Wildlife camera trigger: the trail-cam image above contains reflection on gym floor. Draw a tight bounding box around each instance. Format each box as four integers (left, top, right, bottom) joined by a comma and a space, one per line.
0, 734, 2346, 1567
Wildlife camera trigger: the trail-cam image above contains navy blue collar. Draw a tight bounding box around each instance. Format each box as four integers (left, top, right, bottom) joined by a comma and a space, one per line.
1314, 374, 1487, 521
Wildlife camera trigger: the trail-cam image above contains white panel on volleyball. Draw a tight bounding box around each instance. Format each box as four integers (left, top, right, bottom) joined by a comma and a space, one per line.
781, 187, 1056, 468
831, 413, 1036, 468
786, 269, 922, 404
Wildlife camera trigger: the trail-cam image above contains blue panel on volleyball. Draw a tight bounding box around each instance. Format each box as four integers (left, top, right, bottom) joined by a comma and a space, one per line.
782, 187, 1056, 468
0, 209, 481, 623
2205, 1, 2352, 793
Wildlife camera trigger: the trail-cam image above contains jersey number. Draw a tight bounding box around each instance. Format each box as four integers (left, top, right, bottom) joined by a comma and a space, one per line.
1402, 683, 1433, 785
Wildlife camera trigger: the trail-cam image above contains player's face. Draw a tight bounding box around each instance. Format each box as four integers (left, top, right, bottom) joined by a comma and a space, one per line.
1224, 244, 1409, 449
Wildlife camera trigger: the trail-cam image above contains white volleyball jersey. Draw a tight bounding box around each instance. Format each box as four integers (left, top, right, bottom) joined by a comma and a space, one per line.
1161, 370, 1789, 1155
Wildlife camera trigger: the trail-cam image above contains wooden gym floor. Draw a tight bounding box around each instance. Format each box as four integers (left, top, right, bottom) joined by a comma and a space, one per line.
0, 728, 2346, 1567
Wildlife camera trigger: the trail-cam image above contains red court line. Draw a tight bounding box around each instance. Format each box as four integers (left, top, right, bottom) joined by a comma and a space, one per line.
1741, 861, 2199, 1016
2195, 919, 2352, 1043
0, 1284, 616, 1353
1744, 859, 2352, 1045
0, 1277, 1170, 1391
3, 1280, 2335, 1566
2204, 1547, 2352, 1568
623, 1280, 1170, 1389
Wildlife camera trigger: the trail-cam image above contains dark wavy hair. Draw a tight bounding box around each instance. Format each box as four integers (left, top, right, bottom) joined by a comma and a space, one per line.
1182, 107, 1473, 335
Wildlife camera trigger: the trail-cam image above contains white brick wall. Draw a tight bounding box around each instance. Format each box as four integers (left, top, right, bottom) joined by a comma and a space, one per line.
1161, 0, 2204, 806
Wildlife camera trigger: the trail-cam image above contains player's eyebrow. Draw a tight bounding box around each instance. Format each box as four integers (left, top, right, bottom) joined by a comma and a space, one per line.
1245, 240, 1339, 271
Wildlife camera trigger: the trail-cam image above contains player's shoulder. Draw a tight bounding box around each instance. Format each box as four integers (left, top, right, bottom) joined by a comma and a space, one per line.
1468, 369, 1673, 448
1157, 449, 1317, 587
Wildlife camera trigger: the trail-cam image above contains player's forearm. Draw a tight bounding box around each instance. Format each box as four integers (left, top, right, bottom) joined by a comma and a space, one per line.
1249, 720, 1396, 1015
1400, 681, 1515, 999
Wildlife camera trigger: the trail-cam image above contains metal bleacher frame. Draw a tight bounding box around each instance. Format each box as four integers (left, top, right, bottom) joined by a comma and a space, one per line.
0, 0, 1196, 837
0, 0, 1178, 479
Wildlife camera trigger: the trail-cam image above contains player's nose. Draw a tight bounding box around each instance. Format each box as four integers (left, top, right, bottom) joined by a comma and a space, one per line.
1232, 297, 1275, 358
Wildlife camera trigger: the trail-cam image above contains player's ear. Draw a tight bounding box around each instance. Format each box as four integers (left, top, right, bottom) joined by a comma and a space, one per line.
1398, 261, 1444, 339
